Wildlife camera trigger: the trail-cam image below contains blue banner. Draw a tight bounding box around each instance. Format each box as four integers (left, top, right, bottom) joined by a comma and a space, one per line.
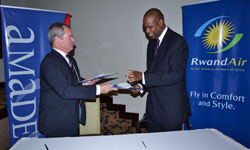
183, 0, 250, 148
1, 5, 69, 145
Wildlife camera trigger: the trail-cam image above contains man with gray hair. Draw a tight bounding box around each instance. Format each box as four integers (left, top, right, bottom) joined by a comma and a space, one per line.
38, 22, 117, 137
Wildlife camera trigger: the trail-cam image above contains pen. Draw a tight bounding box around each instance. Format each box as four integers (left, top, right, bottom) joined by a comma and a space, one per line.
142, 140, 147, 148
44, 144, 49, 150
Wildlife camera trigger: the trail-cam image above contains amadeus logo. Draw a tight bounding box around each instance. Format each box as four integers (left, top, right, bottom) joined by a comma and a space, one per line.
194, 16, 243, 54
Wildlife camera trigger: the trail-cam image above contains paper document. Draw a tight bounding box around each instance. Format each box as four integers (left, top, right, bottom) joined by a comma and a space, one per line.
80, 72, 119, 83
113, 82, 142, 90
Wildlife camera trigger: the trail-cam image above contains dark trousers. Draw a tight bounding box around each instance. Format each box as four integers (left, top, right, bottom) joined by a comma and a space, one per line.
147, 117, 182, 132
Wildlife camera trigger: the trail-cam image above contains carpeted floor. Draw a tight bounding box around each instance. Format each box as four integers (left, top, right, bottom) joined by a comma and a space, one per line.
100, 102, 137, 134
100, 96, 147, 135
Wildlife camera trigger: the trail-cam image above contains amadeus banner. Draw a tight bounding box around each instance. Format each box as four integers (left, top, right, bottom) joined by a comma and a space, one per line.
182, 0, 249, 148
1, 5, 70, 145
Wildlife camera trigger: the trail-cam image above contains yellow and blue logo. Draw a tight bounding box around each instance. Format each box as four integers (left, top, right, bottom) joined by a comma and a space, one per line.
194, 16, 243, 54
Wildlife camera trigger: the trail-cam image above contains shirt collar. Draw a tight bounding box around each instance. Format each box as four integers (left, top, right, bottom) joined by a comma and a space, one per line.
54, 48, 67, 58
53, 48, 71, 65
158, 26, 168, 45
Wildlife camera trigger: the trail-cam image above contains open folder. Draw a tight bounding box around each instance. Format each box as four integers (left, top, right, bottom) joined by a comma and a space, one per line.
113, 82, 143, 90
80, 72, 119, 83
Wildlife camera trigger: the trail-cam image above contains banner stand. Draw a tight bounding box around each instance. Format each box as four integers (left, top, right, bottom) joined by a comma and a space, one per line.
1, 5, 70, 146
182, 0, 250, 148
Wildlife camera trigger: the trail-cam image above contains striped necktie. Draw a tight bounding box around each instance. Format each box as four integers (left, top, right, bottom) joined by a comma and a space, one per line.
66, 55, 79, 81
155, 38, 160, 55
66, 55, 84, 124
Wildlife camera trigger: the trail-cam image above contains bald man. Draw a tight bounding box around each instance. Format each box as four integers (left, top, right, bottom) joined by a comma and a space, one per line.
127, 8, 191, 132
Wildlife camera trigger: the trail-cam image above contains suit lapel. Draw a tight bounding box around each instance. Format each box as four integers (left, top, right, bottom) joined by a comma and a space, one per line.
147, 40, 157, 69
148, 28, 171, 70
51, 50, 80, 82
51, 49, 70, 68
148, 28, 173, 71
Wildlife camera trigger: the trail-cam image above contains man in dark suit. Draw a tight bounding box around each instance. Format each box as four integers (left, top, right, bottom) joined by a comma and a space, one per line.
38, 22, 117, 137
127, 8, 191, 132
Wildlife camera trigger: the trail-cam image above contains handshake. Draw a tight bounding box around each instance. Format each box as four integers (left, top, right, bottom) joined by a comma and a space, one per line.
83, 70, 143, 95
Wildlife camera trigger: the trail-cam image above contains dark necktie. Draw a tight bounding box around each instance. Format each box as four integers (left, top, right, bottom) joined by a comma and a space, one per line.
155, 38, 160, 55
66, 55, 79, 82
66, 55, 85, 125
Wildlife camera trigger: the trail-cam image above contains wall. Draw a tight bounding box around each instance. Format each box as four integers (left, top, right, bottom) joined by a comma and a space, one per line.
1, 0, 215, 118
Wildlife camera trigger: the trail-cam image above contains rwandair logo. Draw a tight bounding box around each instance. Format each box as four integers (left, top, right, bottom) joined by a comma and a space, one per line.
194, 16, 243, 54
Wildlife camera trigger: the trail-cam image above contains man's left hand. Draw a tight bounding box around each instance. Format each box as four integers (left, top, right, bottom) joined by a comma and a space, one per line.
83, 79, 100, 86
126, 70, 142, 83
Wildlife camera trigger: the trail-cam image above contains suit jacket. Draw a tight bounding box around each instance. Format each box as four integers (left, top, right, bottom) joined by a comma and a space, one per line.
38, 49, 96, 137
144, 28, 191, 130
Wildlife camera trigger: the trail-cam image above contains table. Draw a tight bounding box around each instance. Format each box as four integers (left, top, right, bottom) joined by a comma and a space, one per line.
10, 129, 247, 150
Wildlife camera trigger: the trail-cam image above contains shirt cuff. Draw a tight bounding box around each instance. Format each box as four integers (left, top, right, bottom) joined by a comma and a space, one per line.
137, 84, 144, 94
142, 72, 145, 85
96, 85, 101, 95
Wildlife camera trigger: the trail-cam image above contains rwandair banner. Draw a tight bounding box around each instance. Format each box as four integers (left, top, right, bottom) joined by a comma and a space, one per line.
1, 5, 71, 145
182, 0, 249, 148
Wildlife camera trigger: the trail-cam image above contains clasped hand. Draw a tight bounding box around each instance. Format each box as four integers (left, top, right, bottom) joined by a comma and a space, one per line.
83, 79, 100, 85
126, 70, 142, 83
126, 70, 143, 96
83, 78, 118, 94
